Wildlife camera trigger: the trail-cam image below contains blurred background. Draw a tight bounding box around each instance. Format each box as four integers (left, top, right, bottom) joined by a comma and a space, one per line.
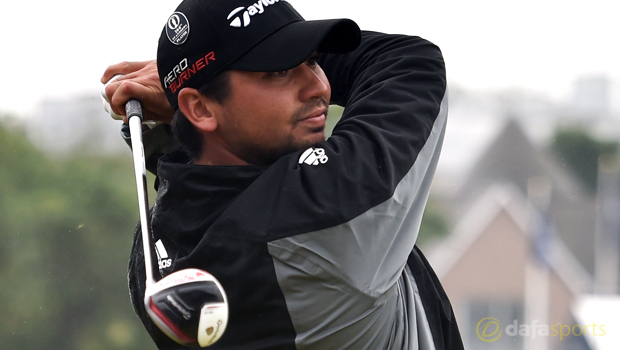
1, 0, 618, 349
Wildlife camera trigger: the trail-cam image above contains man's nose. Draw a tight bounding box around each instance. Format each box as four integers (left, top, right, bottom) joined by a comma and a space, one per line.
297, 64, 330, 102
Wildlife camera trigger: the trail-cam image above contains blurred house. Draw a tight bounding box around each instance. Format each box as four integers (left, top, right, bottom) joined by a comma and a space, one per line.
447, 120, 598, 277
428, 184, 592, 350
426, 120, 620, 349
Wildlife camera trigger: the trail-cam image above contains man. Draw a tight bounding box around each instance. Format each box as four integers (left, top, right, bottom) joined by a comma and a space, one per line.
102, 0, 463, 348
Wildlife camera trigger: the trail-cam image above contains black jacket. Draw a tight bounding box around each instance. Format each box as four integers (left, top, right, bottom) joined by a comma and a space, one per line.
127, 31, 463, 350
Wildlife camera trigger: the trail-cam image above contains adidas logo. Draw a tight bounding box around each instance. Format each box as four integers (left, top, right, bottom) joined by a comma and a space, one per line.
299, 148, 329, 166
227, 0, 282, 28
155, 239, 173, 270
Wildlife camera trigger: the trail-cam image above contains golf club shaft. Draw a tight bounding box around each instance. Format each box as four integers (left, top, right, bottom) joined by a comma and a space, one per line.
126, 99, 156, 287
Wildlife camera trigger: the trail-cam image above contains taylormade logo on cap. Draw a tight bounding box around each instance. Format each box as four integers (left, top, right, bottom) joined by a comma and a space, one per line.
157, 0, 361, 110
227, 0, 282, 28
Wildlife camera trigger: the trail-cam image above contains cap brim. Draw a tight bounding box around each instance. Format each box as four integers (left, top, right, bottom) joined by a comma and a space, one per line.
228, 18, 361, 72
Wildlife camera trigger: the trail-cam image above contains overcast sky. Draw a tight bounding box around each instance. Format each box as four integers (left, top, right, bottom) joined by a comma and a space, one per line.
1, 0, 618, 117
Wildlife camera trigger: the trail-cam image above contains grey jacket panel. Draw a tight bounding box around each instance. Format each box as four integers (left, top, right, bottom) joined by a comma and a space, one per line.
268, 93, 447, 349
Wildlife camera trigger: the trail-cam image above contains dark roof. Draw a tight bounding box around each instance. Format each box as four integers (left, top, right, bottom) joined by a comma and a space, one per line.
452, 119, 597, 274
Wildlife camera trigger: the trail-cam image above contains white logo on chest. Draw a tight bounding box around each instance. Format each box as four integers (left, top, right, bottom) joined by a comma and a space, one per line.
299, 148, 328, 165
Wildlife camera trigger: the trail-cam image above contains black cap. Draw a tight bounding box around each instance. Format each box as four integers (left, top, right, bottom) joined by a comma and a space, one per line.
157, 0, 361, 110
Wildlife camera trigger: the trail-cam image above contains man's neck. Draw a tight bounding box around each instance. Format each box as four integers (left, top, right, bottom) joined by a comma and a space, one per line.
192, 141, 249, 166
190, 130, 250, 166
192, 153, 249, 166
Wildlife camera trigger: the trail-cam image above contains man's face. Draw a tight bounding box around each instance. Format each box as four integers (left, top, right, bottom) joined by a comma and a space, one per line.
214, 55, 331, 166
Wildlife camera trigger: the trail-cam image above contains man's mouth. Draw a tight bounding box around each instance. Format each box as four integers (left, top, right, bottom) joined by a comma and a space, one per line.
299, 108, 327, 128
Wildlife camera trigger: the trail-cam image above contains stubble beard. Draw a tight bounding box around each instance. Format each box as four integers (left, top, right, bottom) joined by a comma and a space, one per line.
242, 98, 329, 166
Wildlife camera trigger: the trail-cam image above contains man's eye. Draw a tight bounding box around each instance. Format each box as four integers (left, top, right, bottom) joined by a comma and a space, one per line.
267, 70, 289, 78
306, 56, 318, 67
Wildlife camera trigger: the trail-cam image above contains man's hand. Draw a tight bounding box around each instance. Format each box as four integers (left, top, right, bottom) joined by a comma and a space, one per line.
101, 61, 174, 124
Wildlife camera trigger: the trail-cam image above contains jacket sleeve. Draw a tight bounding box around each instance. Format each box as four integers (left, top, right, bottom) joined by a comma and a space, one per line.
120, 123, 181, 176
127, 223, 186, 349
210, 31, 448, 295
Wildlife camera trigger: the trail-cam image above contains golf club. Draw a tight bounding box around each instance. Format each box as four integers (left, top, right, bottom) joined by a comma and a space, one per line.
126, 99, 229, 347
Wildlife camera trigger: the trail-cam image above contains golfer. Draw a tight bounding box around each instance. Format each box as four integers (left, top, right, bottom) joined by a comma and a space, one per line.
102, 0, 463, 348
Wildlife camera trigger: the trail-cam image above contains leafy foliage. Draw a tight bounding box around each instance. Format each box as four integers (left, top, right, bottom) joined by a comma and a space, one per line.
550, 128, 619, 193
418, 198, 450, 246
0, 121, 155, 350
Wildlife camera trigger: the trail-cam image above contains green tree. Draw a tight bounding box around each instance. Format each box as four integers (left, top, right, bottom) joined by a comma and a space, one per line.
417, 198, 450, 246
0, 121, 155, 350
550, 128, 618, 193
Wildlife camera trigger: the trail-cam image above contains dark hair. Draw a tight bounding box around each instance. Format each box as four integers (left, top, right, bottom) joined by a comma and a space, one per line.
172, 70, 232, 159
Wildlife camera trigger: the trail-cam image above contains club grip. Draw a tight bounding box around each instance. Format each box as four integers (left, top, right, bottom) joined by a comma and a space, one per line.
125, 99, 143, 121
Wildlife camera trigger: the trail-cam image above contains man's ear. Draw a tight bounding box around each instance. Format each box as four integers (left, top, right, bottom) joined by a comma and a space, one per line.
177, 88, 219, 132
